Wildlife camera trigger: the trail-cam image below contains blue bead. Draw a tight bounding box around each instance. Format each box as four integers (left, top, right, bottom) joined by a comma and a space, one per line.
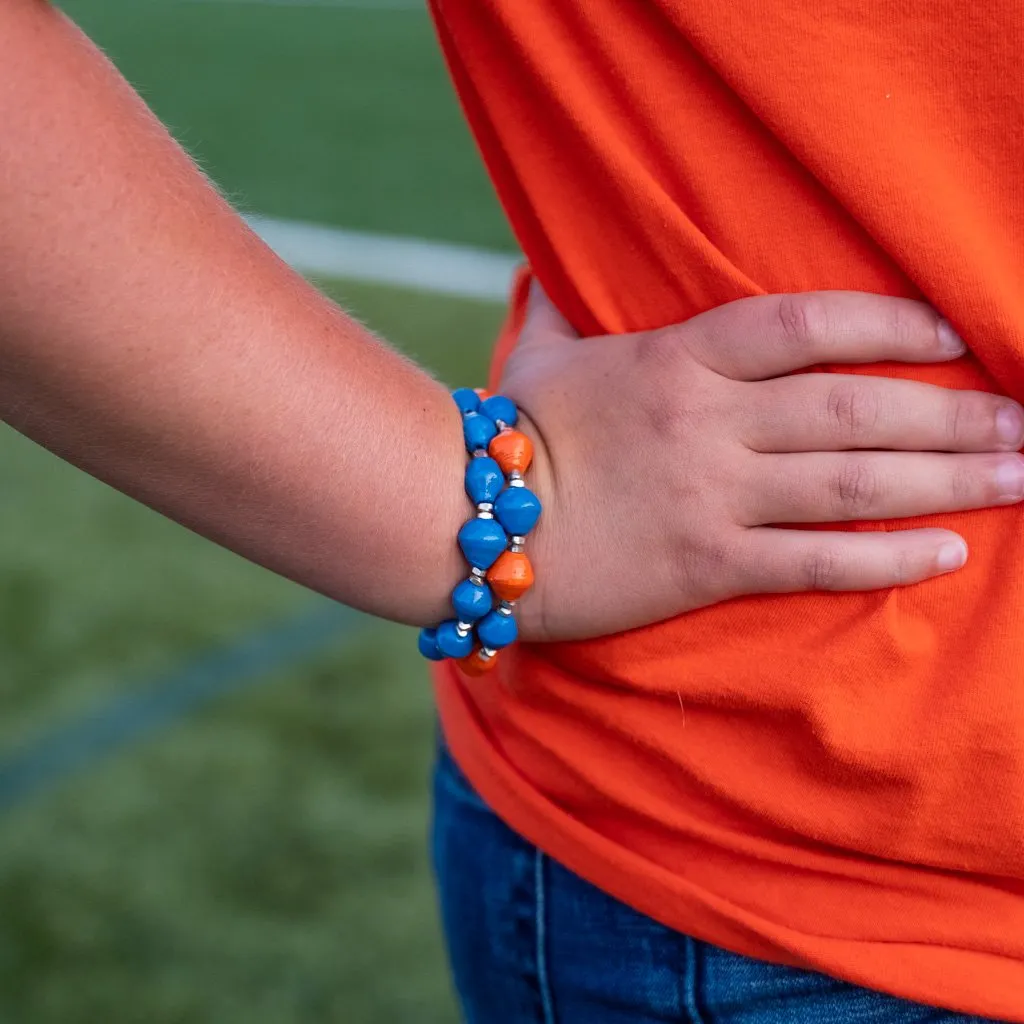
480, 394, 518, 428
436, 619, 474, 659
494, 486, 542, 536
452, 579, 493, 622
417, 627, 445, 661
465, 456, 504, 505
457, 518, 508, 570
451, 388, 480, 415
463, 411, 498, 453
477, 609, 518, 650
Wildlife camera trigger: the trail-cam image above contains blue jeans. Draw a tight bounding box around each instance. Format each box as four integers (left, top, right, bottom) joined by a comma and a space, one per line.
431, 741, 1002, 1024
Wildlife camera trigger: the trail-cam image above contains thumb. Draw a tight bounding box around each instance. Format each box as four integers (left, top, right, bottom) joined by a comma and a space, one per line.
520, 278, 578, 345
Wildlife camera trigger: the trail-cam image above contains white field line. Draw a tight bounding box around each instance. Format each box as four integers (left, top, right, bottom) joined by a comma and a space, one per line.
245, 215, 519, 302
180, 0, 424, 9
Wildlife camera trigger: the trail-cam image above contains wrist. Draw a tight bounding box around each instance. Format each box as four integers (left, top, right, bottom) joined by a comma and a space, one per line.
418, 389, 547, 668
407, 399, 474, 628
506, 407, 555, 642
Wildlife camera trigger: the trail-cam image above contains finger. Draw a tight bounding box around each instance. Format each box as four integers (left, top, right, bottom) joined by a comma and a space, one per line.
744, 375, 1024, 453
684, 291, 965, 381
744, 451, 1024, 525
521, 278, 578, 342
739, 526, 969, 593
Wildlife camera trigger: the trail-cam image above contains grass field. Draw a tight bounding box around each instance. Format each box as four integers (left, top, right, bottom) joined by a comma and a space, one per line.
1, 3, 511, 1020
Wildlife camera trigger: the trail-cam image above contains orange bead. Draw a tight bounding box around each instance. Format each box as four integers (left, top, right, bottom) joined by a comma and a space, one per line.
457, 648, 500, 677
487, 550, 535, 602
489, 429, 533, 476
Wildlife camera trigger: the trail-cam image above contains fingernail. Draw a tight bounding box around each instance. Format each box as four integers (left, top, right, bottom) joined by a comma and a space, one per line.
995, 456, 1024, 501
996, 404, 1024, 448
936, 540, 968, 572
937, 319, 966, 356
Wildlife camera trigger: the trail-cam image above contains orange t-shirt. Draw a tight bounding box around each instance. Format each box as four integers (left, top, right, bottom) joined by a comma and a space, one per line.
428, 1, 1024, 1017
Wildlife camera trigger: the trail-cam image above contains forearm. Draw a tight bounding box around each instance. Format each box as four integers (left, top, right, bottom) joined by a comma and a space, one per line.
0, 1, 467, 625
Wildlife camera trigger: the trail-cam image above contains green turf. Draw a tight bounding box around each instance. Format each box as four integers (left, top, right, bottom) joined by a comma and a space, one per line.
64, 0, 515, 251
0, 278, 504, 1022
0, 627, 451, 1024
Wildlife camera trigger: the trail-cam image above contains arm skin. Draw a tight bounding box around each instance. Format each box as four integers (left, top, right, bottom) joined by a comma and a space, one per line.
0, 1, 469, 626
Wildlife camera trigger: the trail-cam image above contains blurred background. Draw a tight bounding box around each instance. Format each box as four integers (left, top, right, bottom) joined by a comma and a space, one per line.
0, 1, 517, 1019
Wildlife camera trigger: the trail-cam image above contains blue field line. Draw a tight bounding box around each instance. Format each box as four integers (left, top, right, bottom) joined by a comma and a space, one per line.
0, 600, 372, 812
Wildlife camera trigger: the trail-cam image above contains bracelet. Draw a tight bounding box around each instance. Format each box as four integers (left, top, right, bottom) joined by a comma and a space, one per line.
418, 388, 542, 676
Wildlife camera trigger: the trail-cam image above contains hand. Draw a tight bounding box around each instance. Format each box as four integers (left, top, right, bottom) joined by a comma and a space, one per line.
503, 286, 1024, 642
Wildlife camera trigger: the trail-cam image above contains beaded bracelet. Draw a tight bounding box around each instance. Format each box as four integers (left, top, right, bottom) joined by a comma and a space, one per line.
417, 388, 542, 676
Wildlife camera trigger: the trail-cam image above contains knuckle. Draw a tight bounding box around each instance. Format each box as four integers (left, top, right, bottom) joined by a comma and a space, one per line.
697, 533, 738, 577
823, 378, 880, 438
635, 326, 684, 376
889, 544, 920, 587
950, 458, 984, 504
826, 380, 881, 443
633, 330, 704, 438
646, 397, 696, 440
945, 396, 969, 449
885, 303, 919, 350
776, 293, 827, 353
670, 532, 734, 603
945, 392, 988, 449
645, 378, 720, 442
833, 456, 880, 517
801, 545, 845, 591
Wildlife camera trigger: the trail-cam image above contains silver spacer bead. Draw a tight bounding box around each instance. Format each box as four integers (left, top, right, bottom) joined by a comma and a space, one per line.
495, 419, 509, 431
456, 622, 473, 636
476, 502, 494, 514
511, 535, 526, 546
499, 600, 516, 613
470, 567, 487, 582
475, 510, 494, 520
510, 470, 523, 480
480, 647, 498, 660
509, 478, 526, 488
